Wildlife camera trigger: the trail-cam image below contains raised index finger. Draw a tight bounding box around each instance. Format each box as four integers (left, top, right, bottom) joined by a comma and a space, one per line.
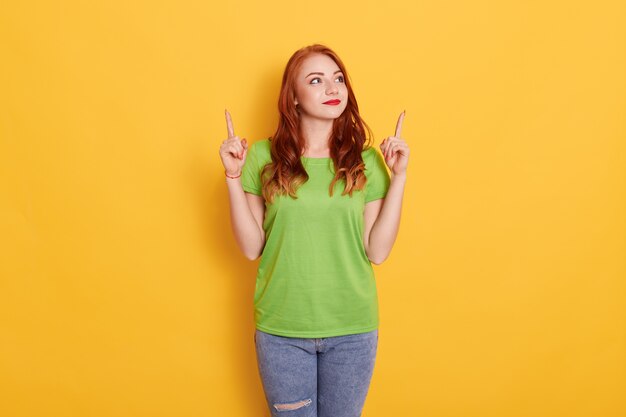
395, 110, 405, 138
225, 109, 235, 138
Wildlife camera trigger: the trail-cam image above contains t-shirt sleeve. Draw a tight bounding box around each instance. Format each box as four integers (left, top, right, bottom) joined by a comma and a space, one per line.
241, 142, 263, 196
364, 148, 391, 203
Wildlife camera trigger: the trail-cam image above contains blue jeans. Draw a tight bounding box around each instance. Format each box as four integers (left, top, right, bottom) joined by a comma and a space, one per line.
254, 328, 378, 417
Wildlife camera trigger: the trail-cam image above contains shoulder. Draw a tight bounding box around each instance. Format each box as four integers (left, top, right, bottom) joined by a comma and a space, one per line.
361, 145, 384, 168
361, 145, 390, 185
248, 138, 273, 164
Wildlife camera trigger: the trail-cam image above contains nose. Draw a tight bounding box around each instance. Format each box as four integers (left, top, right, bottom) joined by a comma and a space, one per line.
326, 83, 339, 95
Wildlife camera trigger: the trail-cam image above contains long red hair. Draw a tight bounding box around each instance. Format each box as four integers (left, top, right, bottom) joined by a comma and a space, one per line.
261, 44, 373, 203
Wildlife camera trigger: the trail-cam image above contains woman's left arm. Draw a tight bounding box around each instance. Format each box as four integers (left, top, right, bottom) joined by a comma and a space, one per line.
363, 111, 410, 265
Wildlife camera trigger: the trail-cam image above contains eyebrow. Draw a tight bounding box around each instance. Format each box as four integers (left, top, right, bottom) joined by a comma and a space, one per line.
305, 70, 343, 78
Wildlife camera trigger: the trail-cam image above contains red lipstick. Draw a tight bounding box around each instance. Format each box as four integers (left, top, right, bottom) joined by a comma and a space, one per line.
323, 99, 341, 105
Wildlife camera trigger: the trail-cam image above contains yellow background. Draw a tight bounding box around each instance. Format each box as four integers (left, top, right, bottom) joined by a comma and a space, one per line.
1, 0, 624, 416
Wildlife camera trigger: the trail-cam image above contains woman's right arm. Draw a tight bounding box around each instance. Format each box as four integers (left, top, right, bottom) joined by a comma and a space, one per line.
220, 110, 266, 260
225, 178, 266, 260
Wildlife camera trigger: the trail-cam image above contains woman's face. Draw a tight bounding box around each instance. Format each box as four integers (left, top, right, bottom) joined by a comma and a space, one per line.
294, 53, 349, 121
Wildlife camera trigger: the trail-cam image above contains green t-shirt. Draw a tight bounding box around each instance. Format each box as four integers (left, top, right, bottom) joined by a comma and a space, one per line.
241, 138, 391, 338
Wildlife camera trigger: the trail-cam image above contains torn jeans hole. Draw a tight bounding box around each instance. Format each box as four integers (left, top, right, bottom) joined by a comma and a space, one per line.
273, 398, 313, 412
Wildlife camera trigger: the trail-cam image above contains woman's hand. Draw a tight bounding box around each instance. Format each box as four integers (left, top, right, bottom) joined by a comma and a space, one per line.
219, 109, 248, 176
380, 111, 410, 176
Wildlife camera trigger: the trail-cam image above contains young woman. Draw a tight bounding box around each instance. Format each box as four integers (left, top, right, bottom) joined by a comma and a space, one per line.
218, 44, 409, 417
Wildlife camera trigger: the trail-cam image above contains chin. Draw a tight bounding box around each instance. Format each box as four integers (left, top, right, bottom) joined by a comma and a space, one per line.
324, 112, 345, 121
327, 106, 348, 119
302, 106, 348, 121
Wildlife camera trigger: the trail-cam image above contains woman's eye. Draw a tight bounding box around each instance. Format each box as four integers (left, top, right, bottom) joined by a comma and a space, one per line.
310, 75, 344, 84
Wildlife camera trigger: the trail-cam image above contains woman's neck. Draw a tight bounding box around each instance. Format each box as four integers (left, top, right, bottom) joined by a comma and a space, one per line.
300, 117, 333, 156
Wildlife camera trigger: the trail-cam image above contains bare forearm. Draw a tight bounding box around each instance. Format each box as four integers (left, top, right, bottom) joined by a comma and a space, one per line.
226, 178, 265, 260
368, 173, 406, 264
